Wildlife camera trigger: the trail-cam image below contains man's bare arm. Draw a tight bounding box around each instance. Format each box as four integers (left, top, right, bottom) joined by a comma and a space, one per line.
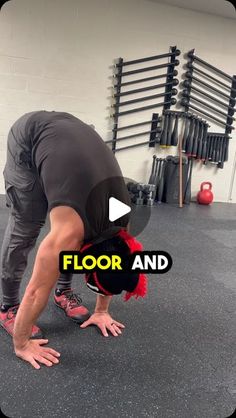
13, 206, 84, 349
94, 295, 112, 313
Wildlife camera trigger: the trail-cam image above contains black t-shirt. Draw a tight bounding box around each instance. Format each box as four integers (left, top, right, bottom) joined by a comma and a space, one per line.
23, 111, 131, 242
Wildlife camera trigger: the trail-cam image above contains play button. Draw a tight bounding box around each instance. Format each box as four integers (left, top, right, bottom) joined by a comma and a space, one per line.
109, 197, 131, 222
85, 176, 151, 238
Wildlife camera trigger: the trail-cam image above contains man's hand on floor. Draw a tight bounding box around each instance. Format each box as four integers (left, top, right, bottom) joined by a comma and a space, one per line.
14, 339, 61, 369
80, 312, 125, 337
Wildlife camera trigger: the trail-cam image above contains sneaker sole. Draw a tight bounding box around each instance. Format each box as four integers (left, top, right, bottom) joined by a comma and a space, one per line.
0, 321, 43, 339
54, 301, 90, 324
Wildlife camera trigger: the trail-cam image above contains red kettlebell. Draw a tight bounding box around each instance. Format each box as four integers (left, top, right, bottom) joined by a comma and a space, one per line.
197, 182, 214, 205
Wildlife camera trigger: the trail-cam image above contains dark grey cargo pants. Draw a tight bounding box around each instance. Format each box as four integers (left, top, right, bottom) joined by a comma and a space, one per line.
1, 115, 72, 306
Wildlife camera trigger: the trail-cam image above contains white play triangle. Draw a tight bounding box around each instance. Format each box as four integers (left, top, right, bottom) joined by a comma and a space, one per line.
109, 197, 131, 222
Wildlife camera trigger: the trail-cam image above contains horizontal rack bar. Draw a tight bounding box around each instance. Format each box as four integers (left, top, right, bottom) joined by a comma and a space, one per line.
114, 80, 177, 97
115, 49, 180, 67
189, 65, 232, 91
113, 91, 175, 107
112, 118, 161, 132
114, 139, 157, 152
105, 128, 161, 144
116, 61, 179, 77
189, 51, 233, 81
181, 100, 234, 129
113, 71, 177, 88
112, 99, 176, 117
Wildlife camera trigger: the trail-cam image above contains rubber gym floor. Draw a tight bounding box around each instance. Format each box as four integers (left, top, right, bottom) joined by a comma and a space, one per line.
0, 195, 235, 418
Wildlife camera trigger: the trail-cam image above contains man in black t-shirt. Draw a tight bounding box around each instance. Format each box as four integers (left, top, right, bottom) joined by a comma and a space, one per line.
0, 111, 147, 369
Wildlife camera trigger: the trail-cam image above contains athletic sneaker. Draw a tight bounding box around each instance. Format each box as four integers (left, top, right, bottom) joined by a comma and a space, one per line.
54, 289, 90, 323
0, 305, 43, 339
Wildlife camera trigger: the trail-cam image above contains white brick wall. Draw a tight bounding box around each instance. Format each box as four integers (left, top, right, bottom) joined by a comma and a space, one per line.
0, 0, 236, 202
0, 74, 27, 90
12, 57, 44, 77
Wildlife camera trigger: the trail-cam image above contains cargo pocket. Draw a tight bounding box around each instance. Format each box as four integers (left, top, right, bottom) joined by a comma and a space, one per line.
4, 179, 36, 221
5, 182, 16, 209
3, 167, 47, 222
15, 150, 33, 170
3, 166, 36, 191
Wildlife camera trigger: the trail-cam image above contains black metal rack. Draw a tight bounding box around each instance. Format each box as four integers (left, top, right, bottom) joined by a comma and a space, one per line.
108, 46, 181, 153
180, 49, 236, 134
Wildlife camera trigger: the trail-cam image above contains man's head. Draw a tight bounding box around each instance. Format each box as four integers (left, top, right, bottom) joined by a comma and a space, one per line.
80, 230, 147, 301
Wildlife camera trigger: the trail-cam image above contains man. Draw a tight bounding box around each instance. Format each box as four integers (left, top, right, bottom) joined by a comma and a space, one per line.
0, 111, 147, 369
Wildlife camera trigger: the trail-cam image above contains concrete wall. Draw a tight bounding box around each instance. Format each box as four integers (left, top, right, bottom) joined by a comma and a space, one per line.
0, 0, 236, 202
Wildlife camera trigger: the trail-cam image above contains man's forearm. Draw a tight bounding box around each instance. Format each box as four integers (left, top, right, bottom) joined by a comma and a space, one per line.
94, 295, 112, 313
13, 288, 53, 347
13, 244, 61, 347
